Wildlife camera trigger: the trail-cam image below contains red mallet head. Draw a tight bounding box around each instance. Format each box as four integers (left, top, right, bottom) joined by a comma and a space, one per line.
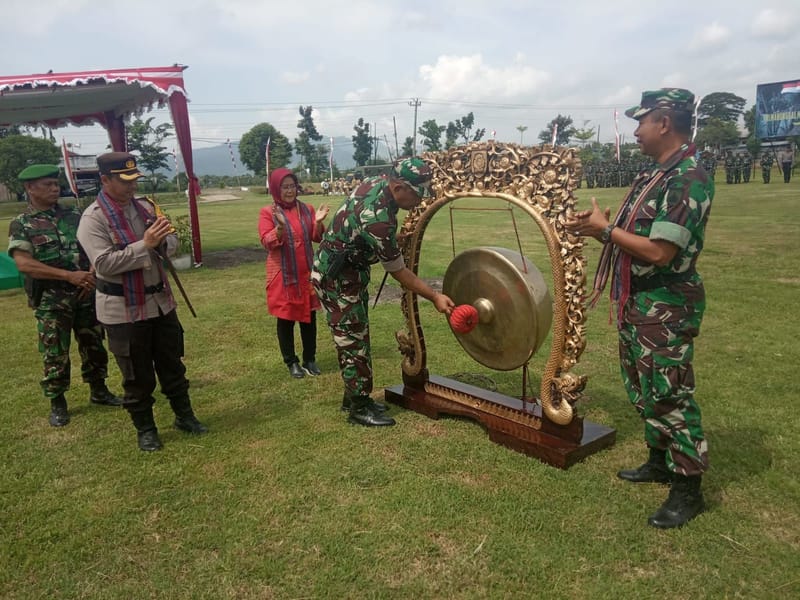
449, 304, 479, 334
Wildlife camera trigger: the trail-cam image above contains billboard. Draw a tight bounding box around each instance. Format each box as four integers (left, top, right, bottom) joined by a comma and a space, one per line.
755, 79, 800, 140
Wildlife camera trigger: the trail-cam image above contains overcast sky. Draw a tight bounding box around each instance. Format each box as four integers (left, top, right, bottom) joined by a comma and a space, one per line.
3, 0, 799, 156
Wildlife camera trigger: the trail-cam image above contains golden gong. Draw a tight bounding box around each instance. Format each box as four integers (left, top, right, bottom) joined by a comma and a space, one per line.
443, 247, 552, 371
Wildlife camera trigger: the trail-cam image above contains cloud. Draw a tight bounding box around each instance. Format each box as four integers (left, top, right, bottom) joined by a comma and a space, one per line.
689, 21, 731, 51
281, 71, 310, 85
752, 8, 796, 38
418, 54, 550, 100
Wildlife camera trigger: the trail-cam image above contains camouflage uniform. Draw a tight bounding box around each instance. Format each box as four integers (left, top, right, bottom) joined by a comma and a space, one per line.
8, 205, 109, 400
742, 153, 752, 183
724, 153, 734, 184
311, 176, 406, 399
733, 154, 742, 184
760, 152, 773, 183
615, 145, 713, 477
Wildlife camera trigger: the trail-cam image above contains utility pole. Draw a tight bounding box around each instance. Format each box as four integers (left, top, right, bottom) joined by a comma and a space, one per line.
373, 122, 378, 163
409, 98, 421, 156
393, 116, 400, 159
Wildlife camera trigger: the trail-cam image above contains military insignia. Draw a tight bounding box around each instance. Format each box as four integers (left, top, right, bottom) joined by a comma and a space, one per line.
125, 159, 135, 169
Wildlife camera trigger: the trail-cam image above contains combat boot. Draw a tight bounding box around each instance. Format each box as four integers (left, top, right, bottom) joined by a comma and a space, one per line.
617, 447, 673, 484
89, 381, 124, 406
340, 391, 387, 413
348, 395, 395, 427
648, 474, 705, 529
128, 407, 162, 452
170, 396, 209, 435
48, 394, 70, 427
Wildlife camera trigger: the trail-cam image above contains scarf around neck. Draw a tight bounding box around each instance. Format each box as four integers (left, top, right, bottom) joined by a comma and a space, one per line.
95, 191, 169, 322
273, 201, 314, 298
589, 143, 696, 323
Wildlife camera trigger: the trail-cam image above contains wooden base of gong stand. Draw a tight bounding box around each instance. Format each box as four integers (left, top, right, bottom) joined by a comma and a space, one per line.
385, 374, 615, 469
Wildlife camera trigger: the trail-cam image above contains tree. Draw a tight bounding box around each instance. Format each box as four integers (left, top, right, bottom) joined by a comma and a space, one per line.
126, 117, 173, 191
538, 114, 575, 145
694, 117, 740, 152
516, 125, 528, 144
572, 120, 596, 146
444, 122, 459, 149
401, 136, 415, 157
0, 125, 22, 139
447, 112, 485, 147
697, 92, 746, 127
0, 134, 60, 197
352, 118, 373, 166
239, 123, 292, 174
418, 119, 446, 152
295, 106, 323, 176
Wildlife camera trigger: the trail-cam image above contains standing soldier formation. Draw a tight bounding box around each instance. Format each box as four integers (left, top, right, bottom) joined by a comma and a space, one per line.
760, 151, 773, 183
567, 88, 713, 529
8, 164, 122, 427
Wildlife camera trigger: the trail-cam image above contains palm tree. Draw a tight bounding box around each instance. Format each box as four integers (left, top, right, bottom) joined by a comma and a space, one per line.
516, 125, 528, 144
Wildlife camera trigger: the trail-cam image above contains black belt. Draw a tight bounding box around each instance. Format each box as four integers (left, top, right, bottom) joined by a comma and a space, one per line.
631, 270, 697, 294
96, 279, 165, 296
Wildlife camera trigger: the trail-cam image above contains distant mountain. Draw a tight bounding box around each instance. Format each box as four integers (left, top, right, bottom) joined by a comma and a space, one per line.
163, 136, 366, 176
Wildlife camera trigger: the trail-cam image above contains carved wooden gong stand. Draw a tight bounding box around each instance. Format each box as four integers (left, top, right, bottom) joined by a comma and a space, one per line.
384, 141, 615, 469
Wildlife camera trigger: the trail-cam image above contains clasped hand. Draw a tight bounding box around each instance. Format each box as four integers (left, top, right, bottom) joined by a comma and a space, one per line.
565, 198, 611, 240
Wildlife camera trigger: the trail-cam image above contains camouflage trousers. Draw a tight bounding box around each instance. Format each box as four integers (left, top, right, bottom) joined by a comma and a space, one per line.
618, 302, 709, 477
34, 289, 108, 399
311, 264, 373, 398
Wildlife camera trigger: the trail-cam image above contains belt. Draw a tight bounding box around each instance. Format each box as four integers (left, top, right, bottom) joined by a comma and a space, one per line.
96, 279, 165, 296
630, 270, 697, 294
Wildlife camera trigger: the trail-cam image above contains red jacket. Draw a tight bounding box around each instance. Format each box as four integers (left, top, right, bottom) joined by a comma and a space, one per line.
258, 168, 323, 322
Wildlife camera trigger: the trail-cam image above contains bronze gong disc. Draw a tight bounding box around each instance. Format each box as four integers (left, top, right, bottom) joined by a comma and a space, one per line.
442, 247, 552, 371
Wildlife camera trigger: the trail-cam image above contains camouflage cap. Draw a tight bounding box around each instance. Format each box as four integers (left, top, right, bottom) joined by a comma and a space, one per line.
18, 164, 60, 181
391, 157, 433, 198
625, 88, 696, 120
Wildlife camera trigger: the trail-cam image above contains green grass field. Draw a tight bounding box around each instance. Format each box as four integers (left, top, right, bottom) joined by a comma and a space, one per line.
1, 177, 798, 599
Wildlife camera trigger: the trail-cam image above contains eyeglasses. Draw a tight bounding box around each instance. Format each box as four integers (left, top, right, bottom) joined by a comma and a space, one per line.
280, 184, 297, 191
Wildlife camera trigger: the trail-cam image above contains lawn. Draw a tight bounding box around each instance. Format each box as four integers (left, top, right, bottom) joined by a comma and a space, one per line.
1, 177, 798, 599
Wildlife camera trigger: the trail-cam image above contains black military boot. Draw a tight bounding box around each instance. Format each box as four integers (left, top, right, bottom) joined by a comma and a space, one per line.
617, 447, 673, 484
340, 392, 388, 413
648, 474, 705, 529
48, 394, 70, 427
170, 396, 209, 435
89, 381, 124, 406
128, 408, 162, 452
348, 395, 395, 427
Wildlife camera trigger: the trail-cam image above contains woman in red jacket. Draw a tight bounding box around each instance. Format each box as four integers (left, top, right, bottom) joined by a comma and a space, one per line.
259, 168, 329, 378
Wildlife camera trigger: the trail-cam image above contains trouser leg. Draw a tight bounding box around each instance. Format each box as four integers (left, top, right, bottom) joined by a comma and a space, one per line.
35, 298, 73, 401
73, 296, 109, 385
276, 318, 299, 365
299, 314, 317, 363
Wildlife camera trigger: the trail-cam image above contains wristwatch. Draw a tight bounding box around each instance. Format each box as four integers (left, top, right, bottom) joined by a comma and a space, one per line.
600, 223, 616, 244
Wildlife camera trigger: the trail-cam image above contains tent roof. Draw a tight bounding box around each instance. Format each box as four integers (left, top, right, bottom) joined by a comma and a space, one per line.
0, 65, 189, 128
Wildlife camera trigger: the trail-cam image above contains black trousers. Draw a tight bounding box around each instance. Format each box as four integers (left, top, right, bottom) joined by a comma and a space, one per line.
104, 309, 189, 412
782, 162, 792, 183
276, 314, 316, 365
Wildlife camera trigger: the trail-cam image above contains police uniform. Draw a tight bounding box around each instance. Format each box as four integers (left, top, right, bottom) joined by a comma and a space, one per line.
77, 152, 207, 451
311, 158, 433, 427
8, 164, 121, 427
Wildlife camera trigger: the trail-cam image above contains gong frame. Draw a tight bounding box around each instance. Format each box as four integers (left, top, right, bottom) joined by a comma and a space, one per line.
385, 141, 615, 468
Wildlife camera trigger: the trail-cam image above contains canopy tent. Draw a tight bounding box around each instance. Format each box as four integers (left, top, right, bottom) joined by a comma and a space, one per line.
0, 65, 203, 264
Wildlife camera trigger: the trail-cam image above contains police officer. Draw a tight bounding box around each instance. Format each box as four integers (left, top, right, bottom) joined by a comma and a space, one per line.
8, 164, 122, 427
77, 153, 207, 451
760, 151, 773, 183
311, 158, 454, 427
567, 88, 713, 529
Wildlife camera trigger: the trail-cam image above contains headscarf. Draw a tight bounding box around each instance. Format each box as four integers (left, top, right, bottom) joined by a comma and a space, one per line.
267, 168, 314, 297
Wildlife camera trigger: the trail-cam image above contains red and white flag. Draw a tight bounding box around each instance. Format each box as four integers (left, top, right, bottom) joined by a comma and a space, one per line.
265, 136, 271, 191
551, 123, 558, 146
491, 129, 496, 139
614, 109, 621, 162
61, 139, 78, 198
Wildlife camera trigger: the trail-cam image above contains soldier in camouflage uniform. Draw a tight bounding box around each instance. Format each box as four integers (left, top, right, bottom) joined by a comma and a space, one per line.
568, 89, 712, 529
733, 153, 742, 184
760, 151, 773, 183
311, 158, 454, 427
741, 152, 752, 183
8, 164, 122, 427
724, 151, 734, 184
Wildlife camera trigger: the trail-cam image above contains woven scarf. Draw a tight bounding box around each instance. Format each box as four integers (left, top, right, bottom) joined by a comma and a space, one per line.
273, 201, 314, 299
589, 143, 696, 323
96, 191, 167, 322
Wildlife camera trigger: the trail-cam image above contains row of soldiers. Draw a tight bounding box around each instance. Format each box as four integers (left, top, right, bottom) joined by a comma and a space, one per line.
584, 159, 652, 189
